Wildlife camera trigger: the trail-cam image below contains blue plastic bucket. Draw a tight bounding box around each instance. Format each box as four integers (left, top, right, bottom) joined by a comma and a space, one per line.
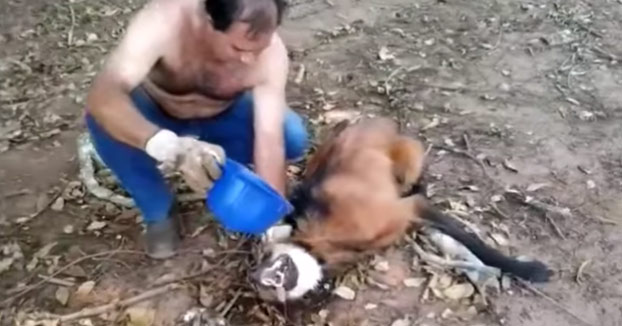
206, 159, 294, 235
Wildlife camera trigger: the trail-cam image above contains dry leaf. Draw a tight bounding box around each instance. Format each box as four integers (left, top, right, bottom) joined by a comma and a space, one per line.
27, 242, 58, 271
78, 319, 93, 326
421, 117, 440, 130
441, 308, 454, 319
333, 285, 356, 300
491, 194, 503, 202
294, 64, 305, 84
125, 307, 155, 326
26, 257, 39, 272
41, 320, 59, 326
51, 197, 64, 211
36, 193, 49, 212
403, 277, 426, 288
62, 265, 87, 278
374, 260, 390, 272
55, 286, 70, 306
35, 242, 58, 258
501, 275, 512, 290
578, 111, 594, 121
87, 220, 107, 231
199, 284, 213, 307
322, 102, 335, 111
444, 138, 455, 147
438, 274, 453, 289
378, 46, 395, 61
391, 318, 410, 326
63, 225, 74, 234
502, 159, 519, 172
0, 242, 23, 274
526, 183, 549, 192
443, 283, 475, 300
490, 233, 508, 247
0, 258, 15, 274
75, 281, 95, 297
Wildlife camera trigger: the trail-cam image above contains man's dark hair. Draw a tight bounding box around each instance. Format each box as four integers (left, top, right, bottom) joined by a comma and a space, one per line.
205, 0, 286, 35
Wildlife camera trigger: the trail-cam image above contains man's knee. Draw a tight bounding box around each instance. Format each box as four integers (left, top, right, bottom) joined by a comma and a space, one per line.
284, 110, 310, 161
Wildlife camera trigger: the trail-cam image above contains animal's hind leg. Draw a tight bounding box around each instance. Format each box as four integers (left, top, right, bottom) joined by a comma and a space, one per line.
389, 136, 426, 195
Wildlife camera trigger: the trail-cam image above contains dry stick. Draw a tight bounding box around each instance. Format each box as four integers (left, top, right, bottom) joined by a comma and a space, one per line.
17, 189, 64, 224
36, 275, 75, 287
523, 197, 573, 219
489, 203, 510, 219
67, 3, 76, 46
544, 213, 566, 240
2, 250, 144, 305
2, 189, 31, 198
517, 279, 595, 326
220, 290, 243, 317
435, 145, 500, 188
575, 260, 591, 284
57, 283, 181, 322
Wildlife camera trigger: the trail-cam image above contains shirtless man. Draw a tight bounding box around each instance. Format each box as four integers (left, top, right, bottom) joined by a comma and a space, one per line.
85, 0, 309, 259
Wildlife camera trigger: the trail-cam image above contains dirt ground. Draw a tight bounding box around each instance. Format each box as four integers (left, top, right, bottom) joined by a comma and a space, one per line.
2, 0, 622, 325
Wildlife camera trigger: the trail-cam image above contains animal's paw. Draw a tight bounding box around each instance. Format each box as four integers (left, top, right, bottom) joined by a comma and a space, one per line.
262, 224, 293, 244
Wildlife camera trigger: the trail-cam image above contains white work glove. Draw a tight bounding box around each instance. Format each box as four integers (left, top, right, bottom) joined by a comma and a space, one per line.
145, 129, 226, 196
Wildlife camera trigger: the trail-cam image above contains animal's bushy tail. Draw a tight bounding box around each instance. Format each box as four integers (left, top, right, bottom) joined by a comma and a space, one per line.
416, 198, 553, 282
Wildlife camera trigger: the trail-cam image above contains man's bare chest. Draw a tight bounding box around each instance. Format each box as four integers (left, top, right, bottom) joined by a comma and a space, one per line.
149, 53, 252, 100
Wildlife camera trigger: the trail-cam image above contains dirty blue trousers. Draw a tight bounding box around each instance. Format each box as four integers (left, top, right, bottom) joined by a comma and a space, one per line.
85, 87, 309, 225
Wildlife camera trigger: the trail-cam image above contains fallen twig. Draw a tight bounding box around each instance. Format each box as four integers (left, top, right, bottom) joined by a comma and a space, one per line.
220, 290, 242, 317
2, 250, 144, 306
545, 213, 566, 239
517, 279, 595, 326
2, 189, 31, 198
575, 260, 591, 284
435, 145, 500, 188
67, 3, 76, 46
16, 188, 64, 224
37, 275, 75, 287
57, 283, 181, 322
489, 203, 511, 219
523, 196, 573, 219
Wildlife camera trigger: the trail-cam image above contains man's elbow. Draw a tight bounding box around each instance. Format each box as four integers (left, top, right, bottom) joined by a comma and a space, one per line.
85, 74, 124, 117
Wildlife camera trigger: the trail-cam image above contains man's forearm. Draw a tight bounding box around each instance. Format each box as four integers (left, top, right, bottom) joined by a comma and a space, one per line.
254, 135, 287, 196
86, 81, 159, 150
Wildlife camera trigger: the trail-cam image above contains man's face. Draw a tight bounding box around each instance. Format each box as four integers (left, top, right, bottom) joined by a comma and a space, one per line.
213, 22, 275, 64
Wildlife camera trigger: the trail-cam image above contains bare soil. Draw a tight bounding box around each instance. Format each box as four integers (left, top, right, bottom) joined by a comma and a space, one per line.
2, 0, 622, 325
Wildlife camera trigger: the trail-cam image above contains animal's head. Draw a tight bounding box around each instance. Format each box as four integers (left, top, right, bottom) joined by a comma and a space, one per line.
250, 243, 323, 302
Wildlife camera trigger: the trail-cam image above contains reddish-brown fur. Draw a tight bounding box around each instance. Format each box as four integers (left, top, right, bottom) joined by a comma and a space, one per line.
290, 117, 427, 271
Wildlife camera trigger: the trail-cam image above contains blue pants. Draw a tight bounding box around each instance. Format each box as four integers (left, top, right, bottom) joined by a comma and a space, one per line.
85, 87, 309, 224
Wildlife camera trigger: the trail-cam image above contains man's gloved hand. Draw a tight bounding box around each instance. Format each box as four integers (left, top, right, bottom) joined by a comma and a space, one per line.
145, 129, 226, 195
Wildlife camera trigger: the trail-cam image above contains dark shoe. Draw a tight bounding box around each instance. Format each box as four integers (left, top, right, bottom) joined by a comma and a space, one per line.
145, 217, 180, 259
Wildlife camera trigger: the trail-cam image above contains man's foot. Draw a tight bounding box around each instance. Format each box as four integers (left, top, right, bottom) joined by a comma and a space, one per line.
145, 217, 180, 259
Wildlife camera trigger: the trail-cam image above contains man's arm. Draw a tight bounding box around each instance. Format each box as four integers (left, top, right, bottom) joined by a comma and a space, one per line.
252, 35, 290, 196
86, 0, 178, 149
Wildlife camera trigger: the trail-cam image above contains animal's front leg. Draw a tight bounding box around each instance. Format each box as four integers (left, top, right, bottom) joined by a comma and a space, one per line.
261, 224, 294, 244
